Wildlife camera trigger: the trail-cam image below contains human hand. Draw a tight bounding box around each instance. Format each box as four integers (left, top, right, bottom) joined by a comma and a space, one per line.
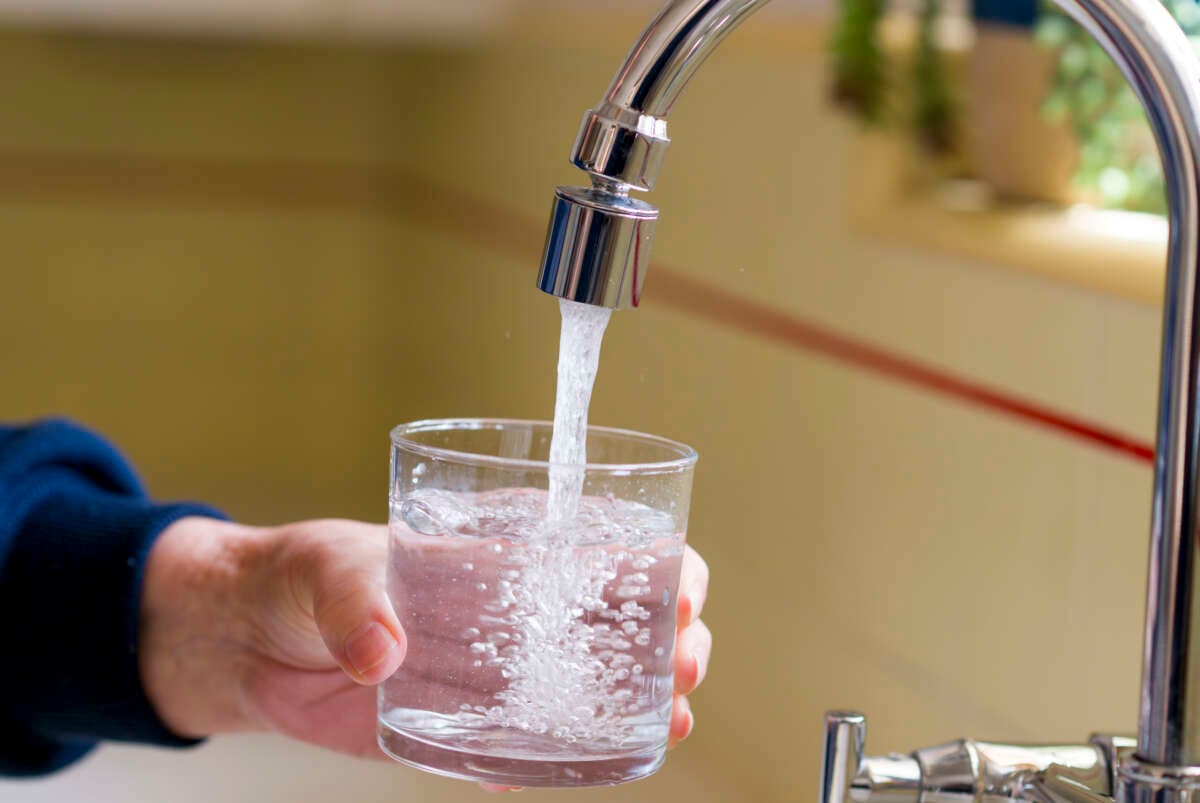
139, 517, 711, 789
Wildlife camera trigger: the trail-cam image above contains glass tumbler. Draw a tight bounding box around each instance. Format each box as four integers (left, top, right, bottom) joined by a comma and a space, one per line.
377, 418, 697, 787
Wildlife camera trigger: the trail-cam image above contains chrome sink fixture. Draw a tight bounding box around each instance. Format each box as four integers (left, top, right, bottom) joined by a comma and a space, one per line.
536, 2, 1200, 802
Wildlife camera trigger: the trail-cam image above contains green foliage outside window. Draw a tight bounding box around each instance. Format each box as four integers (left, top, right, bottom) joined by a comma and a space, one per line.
1036, 1, 1200, 214
830, 0, 955, 152
832, 0, 1200, 215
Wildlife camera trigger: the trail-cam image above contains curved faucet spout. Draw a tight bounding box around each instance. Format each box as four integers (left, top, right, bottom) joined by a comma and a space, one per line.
537, 0, 1200, 795
566, 0, 770, 195
600, 0, 768, 121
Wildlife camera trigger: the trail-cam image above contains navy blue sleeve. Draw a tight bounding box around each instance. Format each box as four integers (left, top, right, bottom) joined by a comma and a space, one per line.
0, 419, 226, 776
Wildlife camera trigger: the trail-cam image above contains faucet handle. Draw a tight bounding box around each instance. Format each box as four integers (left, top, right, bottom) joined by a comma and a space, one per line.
821, 711, 921, 803
821, 711, 867, 803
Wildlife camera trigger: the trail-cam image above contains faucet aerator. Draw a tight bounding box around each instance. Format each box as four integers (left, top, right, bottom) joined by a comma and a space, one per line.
537, 185, 658, 310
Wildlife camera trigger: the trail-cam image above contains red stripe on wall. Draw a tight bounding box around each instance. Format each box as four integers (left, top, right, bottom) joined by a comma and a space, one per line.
650, 268, 1156, 464
0, 153, 1159, 464
389, 168, 1159, 465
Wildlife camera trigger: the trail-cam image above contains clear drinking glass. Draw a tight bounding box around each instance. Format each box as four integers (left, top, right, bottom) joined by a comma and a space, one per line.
378, 418, 697, 788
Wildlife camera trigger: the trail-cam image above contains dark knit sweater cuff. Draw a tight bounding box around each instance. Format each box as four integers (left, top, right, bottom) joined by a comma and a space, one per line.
0, 420, 225, 775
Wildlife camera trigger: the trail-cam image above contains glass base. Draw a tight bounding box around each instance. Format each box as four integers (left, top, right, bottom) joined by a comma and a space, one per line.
377, 721, 666, 788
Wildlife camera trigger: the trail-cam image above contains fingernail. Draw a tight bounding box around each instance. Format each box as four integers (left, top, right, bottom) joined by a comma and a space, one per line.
345, 621, 398, 677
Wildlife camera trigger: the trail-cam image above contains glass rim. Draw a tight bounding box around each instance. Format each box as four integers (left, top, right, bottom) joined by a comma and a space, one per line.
390, 418, 698, 475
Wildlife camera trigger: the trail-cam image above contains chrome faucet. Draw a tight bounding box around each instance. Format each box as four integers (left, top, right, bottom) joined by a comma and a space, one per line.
536, 1, 1200, 802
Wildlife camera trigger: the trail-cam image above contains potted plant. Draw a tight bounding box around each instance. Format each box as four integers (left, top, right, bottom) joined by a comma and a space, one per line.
966, 0, 1078, 204
830, 0, 954, 154
831, 0, 1200, 213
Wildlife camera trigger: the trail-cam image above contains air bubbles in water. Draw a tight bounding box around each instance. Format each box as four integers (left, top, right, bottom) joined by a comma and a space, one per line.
399, 499, 442, 535
399, 489, 477, 536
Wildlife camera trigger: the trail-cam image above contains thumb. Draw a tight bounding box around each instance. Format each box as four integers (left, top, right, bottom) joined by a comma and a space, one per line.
294, 521, 407, 685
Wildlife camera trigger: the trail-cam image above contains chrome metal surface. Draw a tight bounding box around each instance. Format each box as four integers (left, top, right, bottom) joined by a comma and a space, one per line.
914, 740, 1109, 803
821, 712, 1117, 803
567, 0, 771, 190
539, 0, 1200, 794
1118, 757, 1200, 803
852, 755, 921, 803
822, 712, 867, 803
1036, 764, 1120, 803
571, 104, 671, 192
1093, 737, 1142, 775
593, 0, 767, 121
537, 186, 658, 310
540, 0, 775, 299
1036, 0, 1200, 773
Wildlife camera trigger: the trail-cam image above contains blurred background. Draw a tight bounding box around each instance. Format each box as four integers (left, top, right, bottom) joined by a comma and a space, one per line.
0, 0, 1174, 800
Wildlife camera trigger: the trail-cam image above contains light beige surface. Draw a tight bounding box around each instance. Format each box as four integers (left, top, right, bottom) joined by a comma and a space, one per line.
0, 7, 1162, 803
0, 733, 736, 802
850, 130, 1169, 306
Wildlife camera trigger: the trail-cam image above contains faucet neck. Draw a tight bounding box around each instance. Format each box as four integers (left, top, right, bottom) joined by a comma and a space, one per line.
543, 2, 1200, 783
598, 0, 768, 120
569, 0, 769, 192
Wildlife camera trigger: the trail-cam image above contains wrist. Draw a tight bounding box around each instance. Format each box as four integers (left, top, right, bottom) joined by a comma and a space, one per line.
138, 516, 265, 739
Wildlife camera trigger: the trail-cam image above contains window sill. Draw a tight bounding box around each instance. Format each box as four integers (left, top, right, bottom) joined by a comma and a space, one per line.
849, 132, 1167, 308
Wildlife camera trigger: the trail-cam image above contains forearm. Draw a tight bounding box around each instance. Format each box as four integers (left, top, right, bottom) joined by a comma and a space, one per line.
138, 517, 266, 739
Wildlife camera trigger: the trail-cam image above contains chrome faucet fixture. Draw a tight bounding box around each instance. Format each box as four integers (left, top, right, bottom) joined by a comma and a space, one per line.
537, 1, 1200, 801
820, 712, 1140, 803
